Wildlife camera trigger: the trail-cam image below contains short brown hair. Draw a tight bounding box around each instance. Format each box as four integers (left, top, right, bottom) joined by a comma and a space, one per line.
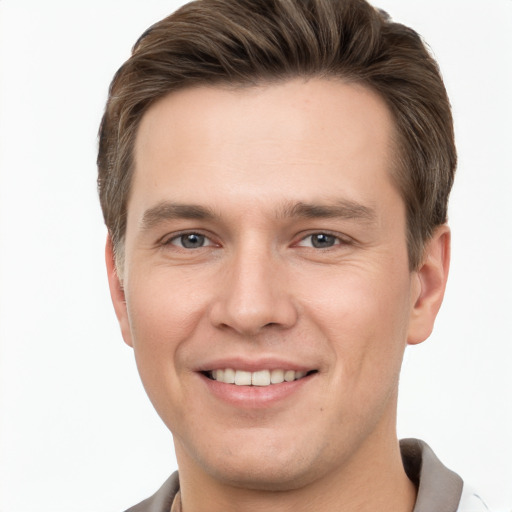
98, 0, 456, 270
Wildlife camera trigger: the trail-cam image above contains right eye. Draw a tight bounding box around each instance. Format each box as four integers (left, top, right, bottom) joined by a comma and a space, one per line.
168, 232, 214, 249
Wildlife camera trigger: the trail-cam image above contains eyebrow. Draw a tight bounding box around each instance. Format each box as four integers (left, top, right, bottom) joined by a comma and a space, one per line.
140, 202, 217, 231
139, 198, 377, 231
279, 200, 377, 223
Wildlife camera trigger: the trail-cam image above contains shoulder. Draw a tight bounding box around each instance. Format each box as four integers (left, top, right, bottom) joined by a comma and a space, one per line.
124, 472, 180, 512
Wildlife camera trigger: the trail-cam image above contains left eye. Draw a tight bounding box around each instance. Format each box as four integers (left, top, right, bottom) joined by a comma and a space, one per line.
169, 233, 213, 249
297, 233, 340, 249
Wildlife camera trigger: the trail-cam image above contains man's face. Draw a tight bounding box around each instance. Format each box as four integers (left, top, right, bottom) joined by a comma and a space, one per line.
109, 79, 434, 489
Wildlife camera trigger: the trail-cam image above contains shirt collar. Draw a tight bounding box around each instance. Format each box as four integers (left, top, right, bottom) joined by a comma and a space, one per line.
401, 438, 463, 512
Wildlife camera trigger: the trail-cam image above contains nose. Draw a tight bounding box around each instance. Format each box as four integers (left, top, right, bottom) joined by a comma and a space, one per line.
209, 246, 298, 336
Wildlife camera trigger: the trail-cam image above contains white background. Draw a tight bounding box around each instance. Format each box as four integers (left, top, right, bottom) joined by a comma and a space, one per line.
0, 1, 511, 511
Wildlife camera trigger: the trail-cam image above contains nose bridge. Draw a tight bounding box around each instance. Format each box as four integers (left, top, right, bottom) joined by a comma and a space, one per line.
210, 237, 297, 335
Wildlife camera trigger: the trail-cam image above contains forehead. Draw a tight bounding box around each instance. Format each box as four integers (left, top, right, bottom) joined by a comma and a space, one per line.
131, 78, 398, 216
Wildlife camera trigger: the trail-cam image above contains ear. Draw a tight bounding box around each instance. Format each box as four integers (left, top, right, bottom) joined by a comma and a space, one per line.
105, 235, 134, 347
407, 225, 451, 345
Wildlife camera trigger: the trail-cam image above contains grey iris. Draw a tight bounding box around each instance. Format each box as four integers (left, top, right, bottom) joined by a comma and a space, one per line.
181, 233, 205, 248
311, 234, 336, 248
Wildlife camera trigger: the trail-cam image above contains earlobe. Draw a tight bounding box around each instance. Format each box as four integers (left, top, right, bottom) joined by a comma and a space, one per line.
105, 236, 134, 347
407, 225, 451, 345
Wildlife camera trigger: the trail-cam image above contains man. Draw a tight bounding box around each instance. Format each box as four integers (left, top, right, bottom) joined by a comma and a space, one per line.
97, 1, 487, 511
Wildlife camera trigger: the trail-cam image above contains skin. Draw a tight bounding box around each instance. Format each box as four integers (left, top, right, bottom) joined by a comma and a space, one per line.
106, 78, 450, 512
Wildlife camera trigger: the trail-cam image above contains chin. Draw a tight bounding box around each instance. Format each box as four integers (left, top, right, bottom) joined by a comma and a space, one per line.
183, 432, 334, 492
208, 460, 318, 492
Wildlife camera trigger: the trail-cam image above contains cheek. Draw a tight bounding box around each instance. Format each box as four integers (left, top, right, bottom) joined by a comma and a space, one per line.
123, 271, 210, 400
304, 259, 411, 327
301, 263, 412, 388
126, 268, 208, 347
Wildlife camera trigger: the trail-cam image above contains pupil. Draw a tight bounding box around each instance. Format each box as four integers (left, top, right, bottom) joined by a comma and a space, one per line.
312, 234, 335, 248
181, 233, 204, 248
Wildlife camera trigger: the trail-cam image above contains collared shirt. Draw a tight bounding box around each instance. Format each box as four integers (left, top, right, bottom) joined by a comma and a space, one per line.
125, 438, 488, 512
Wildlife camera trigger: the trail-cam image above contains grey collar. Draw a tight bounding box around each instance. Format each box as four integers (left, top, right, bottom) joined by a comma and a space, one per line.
401, 438, 463, 512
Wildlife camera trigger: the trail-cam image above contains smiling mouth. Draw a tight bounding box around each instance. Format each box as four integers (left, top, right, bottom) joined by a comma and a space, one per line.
203, 369, 318, 386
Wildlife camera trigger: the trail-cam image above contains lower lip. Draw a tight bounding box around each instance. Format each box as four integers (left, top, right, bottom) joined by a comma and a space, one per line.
199, 373, 314, 408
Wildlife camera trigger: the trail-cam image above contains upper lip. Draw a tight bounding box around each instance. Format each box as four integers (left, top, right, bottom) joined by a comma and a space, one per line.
194, 356, 316, 373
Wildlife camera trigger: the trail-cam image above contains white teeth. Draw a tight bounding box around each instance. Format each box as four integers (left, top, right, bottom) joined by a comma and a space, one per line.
270, 369, 285, 384
223, 368, 235, 384
284, 370, 296, 382
234, 370, 252, 386
252, 370, 271, 386
209, 368, 310, 386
